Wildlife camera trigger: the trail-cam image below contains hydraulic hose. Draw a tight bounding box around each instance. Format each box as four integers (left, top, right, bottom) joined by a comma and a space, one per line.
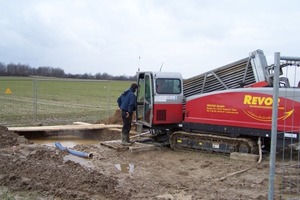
67, 148, 93, 158
257, 137, 262, 164
55, 141, 67, 151
55, 142, 93, 158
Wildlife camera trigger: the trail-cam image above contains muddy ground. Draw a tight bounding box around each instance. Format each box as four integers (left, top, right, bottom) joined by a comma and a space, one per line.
0, 112, 299, 199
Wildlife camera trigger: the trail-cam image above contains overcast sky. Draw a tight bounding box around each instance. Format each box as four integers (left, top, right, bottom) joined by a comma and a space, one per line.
0, 0, 300, 79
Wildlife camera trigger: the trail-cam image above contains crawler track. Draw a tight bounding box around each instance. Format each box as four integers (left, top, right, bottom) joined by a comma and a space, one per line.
170, 131, 258, 154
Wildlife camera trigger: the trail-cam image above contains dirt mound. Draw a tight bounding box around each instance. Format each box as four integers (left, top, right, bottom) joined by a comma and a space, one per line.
0, 125, 30, 148
98, 109, 122, 124
0, 127, 18, 148
0, 126, 130, 199
98, 109, 136, 125
0, 148, 126, 199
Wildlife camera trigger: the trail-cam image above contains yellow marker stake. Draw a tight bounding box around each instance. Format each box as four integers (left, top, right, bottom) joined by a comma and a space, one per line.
5, 88, 12, 94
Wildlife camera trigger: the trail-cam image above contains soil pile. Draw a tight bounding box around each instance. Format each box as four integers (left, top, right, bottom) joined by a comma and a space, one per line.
0, 125, 20, 148
97, 109, 122, 125
0, 126, 130, 200
97, 109, 136, 125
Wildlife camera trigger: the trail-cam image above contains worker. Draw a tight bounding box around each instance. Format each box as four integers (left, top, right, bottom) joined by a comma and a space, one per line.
117, 83, 138, 145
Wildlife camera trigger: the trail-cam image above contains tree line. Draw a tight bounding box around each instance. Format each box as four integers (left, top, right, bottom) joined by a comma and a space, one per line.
0, 62, 136, 80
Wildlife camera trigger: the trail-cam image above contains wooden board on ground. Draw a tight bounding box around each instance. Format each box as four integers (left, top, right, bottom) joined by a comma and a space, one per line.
100, 140, 129, 151
100, 140, 159, 153
72, 122, 93, 125
8, 124, 122, 132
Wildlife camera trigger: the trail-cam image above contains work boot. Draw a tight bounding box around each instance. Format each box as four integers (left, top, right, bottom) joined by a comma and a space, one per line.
121, 132, 125, 143
125, 133, 130, 143
121, 131, 129, 145
121, 131, 132, 146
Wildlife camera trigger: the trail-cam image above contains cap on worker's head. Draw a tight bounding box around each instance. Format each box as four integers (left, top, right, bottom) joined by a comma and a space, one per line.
131, 83, 138, 89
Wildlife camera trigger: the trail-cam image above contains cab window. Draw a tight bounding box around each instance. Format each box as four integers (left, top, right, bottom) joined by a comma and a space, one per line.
156, 78, 181, 94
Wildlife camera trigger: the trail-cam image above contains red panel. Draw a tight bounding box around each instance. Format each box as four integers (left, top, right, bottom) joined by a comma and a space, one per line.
185, 91, 300, 132
244, 81, 269, 88
153, 104, 183, 124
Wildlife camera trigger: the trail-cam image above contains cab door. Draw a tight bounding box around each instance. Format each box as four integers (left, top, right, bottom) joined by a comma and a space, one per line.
136, 72, 153, 127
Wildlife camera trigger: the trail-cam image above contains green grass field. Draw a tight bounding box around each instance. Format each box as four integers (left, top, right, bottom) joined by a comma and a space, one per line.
0, 76, 132, 126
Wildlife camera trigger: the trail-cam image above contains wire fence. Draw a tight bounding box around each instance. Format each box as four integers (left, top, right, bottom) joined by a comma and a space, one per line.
0, 78, 121, 127
270, 53, 300, 199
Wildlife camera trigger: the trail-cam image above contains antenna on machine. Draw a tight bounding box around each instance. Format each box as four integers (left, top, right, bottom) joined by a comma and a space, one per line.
138, 56, 141, 71
159, 62, 164, 71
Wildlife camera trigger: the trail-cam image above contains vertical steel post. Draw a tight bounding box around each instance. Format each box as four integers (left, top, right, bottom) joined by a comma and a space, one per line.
107, 80, 110, 117
268, 52, 280, 199
32, 79, 38, 123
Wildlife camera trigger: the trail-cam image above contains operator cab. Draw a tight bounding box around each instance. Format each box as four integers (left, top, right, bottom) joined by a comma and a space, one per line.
136, 71, 184, 129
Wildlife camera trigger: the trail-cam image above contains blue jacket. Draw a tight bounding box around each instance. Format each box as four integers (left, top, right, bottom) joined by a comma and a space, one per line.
117, 88, 136, 114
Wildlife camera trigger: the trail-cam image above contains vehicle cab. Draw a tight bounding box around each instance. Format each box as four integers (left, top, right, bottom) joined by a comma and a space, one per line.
136, 71, 184, 129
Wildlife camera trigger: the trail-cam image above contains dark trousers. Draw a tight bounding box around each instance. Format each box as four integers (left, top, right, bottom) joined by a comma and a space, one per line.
121, 110, 132, 142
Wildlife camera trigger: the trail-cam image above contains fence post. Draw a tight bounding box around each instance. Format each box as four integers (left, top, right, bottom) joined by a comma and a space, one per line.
32, 79, 38, 123
107, 81, 110, 117
268, 52, 280, 199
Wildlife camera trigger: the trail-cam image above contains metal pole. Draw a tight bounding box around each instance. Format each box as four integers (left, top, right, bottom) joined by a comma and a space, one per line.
268, 52, 280, 199
32, 79, 37, 123
107, 81, 110, 117
280, 56, 300, 61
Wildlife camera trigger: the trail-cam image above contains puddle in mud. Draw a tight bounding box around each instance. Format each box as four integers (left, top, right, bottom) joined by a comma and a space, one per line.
115, 163, 135, 173
29, 135, 98, 148
63, 154, 94, 169
23, 129, 120, 148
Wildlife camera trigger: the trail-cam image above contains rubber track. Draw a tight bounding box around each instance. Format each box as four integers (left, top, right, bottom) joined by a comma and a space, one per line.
170, 131, 258, 154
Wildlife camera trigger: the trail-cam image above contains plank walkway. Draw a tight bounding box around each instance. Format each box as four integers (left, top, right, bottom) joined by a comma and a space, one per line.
7, 124, 122, 132
100, 140, 159, 152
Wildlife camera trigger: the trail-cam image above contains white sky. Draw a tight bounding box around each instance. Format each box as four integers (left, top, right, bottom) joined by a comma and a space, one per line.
0, 0, 300, 79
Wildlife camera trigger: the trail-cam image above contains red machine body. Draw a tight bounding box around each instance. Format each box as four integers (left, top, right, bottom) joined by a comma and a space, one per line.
135, 50, 300, 153
152, 103, 183, 125
184, 88, 300, 136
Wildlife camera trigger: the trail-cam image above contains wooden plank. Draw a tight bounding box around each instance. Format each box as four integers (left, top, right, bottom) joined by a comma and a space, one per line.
7, 124, 122, 132
100, 140, 158, 152
100, 140, 129, 151
72, 122, 93, 125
